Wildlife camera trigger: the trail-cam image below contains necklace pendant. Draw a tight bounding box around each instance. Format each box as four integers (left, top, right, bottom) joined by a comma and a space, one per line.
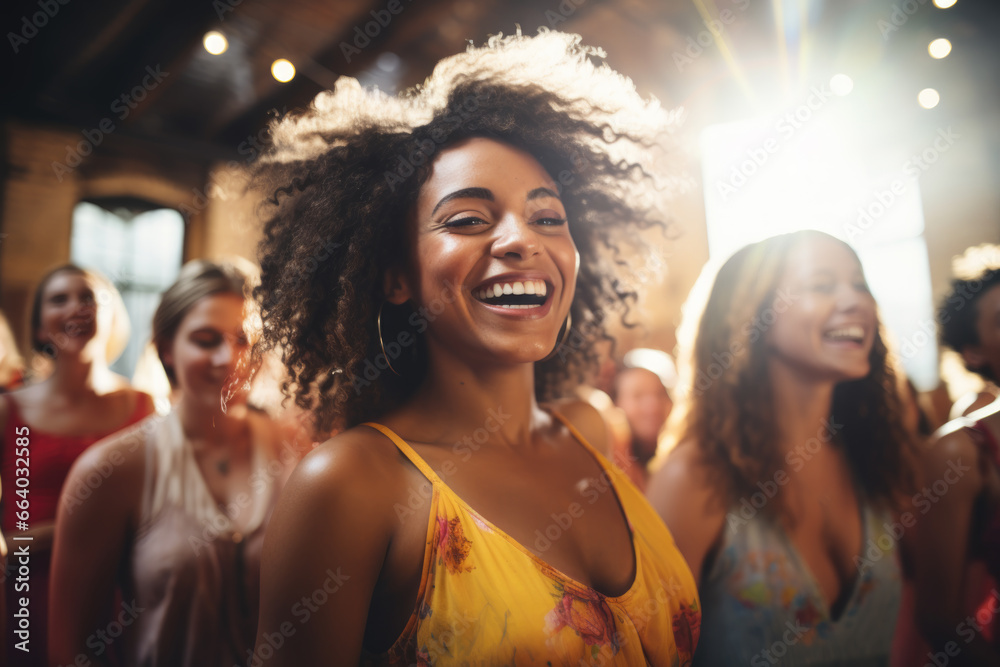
217, 459, 230, 476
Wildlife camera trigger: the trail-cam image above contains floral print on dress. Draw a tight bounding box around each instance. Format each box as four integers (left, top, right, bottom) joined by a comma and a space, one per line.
435, 516, 474, 574
671, 599, 701, 661
543, 578, 620, 655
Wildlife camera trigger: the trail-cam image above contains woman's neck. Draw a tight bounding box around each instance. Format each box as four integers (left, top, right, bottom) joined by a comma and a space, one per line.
404, 349, 542, 450
175, 397, 249, 450
767, 361, 838, 455
49, 350, 115, 398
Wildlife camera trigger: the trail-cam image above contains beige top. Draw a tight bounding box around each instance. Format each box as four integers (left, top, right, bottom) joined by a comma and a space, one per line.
123, 411, 285, 667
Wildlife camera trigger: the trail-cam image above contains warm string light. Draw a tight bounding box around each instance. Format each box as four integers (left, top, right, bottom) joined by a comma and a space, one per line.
918, 88, 941, 109
203, 31, 228, 55
271, 59, 295, 83
928, 38, 952, 59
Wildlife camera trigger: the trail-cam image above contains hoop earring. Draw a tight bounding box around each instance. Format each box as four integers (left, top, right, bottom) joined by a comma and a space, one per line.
542, 312, 573, 362
377, 301, 402, 377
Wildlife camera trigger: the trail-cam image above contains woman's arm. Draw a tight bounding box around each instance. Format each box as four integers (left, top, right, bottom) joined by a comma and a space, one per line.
646, 441, 727, 582
48, 432, 144, 666
254, 432, 397, 666
911, 428, 1000, 665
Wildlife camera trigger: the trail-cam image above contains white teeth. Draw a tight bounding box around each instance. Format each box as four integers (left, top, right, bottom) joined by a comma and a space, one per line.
476, 279, 549, 304
825, 326, 865, 341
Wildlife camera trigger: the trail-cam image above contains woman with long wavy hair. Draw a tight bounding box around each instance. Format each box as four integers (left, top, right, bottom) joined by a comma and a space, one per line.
249, 30, 701, 666
648, 230, 916, 665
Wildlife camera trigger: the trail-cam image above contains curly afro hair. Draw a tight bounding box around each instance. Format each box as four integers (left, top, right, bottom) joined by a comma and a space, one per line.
938, 244, 1000, 381
250, 30, 684, 435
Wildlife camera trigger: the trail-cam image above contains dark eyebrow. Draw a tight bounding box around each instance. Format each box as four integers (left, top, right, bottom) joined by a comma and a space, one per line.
526, 186, 561, 202
431, 187, 494, 216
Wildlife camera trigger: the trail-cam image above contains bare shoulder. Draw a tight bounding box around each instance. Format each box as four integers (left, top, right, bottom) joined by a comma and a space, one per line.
547, 398, 609, 454
648, 440, 725, 518
277, 424, 406, 526
61, 415, 159, 515
920, 420, 983, 493
83, 413, 156, 466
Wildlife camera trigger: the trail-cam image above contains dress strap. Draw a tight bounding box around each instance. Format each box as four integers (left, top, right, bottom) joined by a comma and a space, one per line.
363, 422, 445, 486
547, 409, 608, 464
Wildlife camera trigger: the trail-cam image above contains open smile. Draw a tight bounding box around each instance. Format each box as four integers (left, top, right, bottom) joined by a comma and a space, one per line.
473, 278, 551, 310
822, 325, 868, 347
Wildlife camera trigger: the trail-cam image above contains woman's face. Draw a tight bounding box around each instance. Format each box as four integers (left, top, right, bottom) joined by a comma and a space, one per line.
967, 283, 1000, 378
36, 271, 108, 357
164, 293, 251, 409
399, 137, 579, 364
765, 235, 877, 383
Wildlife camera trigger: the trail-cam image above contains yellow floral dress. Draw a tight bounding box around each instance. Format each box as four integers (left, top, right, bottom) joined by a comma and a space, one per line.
361, 413, 700, 666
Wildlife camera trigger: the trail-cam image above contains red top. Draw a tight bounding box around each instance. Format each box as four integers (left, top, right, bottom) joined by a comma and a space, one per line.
966, 419, 1000, 644
1, 392, 154, 531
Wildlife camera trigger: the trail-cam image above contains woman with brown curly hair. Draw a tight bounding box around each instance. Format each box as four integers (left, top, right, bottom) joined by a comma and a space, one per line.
648, 230, 915, 665
898, 245, 1000, 665
251, 30, 700, 666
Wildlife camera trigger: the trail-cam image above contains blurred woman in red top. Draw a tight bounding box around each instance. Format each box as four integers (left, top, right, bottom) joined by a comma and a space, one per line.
0, 265, 153, 667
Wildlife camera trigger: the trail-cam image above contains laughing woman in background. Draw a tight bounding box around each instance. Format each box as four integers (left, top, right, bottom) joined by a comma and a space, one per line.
49, 260, 296, 666
648, 230, 916, 665
0, 265, 153, 667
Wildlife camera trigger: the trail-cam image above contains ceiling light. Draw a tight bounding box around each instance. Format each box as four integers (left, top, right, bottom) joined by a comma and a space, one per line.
271, 59, 295, 83
203, 31, 228, 55
918, 88, 940, 109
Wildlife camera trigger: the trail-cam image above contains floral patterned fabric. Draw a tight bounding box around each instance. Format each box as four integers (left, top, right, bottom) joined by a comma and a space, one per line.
361, 414, 701, 666
694, 501, 901, 666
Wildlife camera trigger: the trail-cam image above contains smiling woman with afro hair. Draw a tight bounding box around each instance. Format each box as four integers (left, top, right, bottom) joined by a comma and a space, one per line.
250, 30, 701, 665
